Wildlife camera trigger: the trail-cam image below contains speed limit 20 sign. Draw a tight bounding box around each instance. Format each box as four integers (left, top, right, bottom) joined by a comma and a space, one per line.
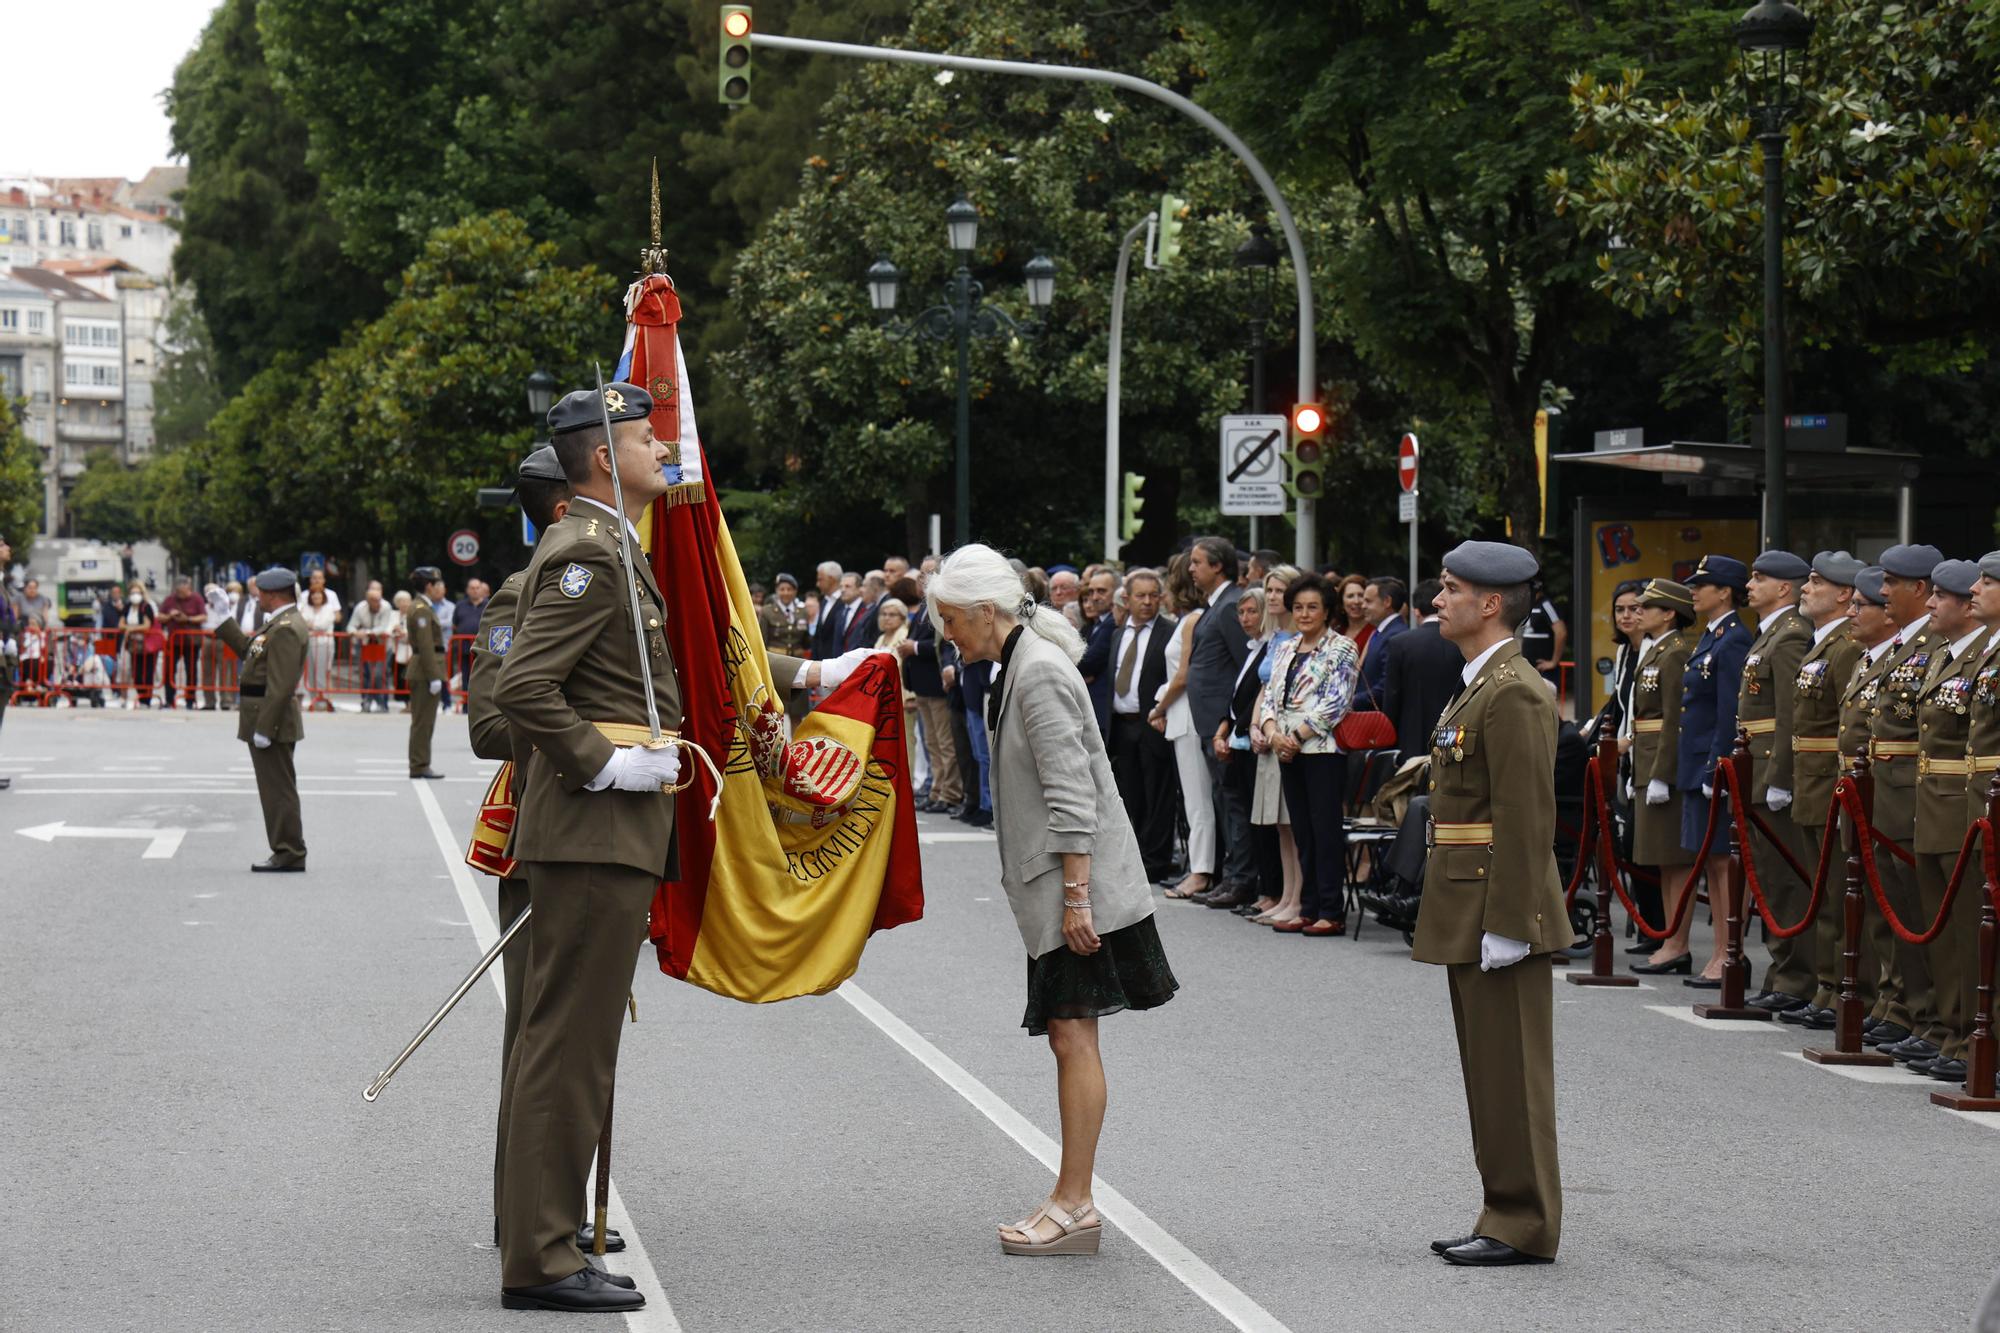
448, 529, 481, 566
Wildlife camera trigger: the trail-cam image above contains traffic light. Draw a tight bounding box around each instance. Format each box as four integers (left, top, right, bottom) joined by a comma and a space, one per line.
1153, 193, 1186, 266
1120, 471, 1147, 543
1283, 402, 1327, 500
718, 5, 752, 106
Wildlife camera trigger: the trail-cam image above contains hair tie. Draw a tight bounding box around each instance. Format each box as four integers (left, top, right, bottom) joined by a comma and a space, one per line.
1017, 596, 1038, 620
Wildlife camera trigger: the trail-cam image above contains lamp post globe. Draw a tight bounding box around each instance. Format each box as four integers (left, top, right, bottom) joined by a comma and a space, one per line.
1023, 253, 1057, 311
945, 197, 979, 256
1735, 0, 1815, 130
866, 256, 903, 314
526, 368, 555, 419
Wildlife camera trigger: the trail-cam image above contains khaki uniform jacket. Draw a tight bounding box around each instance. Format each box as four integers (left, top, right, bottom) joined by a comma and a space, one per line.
406, 598, 447, 684
1867, 625, 1939, 841
215, 608, 307, 744
1964, 632, 2000, 816
1413, 639, 1567, 965
1739, 607, 1812, 800
1913, 638, 1983, 855
493, 507, 683, 876
1790, 625, 1863, 829
1630, 629, 1692, 789
759, 598, 812, 657
469, 571, 527, 764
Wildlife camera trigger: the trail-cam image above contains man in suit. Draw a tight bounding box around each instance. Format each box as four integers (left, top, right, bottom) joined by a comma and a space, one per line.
208, 568, 311, 872
1075, 567, 1119, 738
1383, 578, 1461, 754
1106, 569, 1179, 880
1676, 555, 1753, 988
841, 572, 884, 652
1184, 537, 1255, 907
1355, 575, 1410, 710
809, 562, 847, 661
1415, 540, 1566, 1268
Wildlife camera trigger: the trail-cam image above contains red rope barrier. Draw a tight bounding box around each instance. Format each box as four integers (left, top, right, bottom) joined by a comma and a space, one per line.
1829, 779, 1991, 947
1716, 758, 1837, 941
1562, 756, 1716, 942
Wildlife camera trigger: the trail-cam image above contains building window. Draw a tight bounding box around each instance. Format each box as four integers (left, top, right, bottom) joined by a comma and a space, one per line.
1, 310, 16, 331
59, 219, 76, 246
36, 218, 47, 242
60, 363, 115, 389
87, 223, 104, 249
27, 311, 43, 334
31, 363, 48, 395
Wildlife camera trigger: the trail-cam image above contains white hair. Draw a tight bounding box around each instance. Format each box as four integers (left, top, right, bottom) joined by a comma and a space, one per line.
816, 560, 843, 578
926, 543, 1084, 663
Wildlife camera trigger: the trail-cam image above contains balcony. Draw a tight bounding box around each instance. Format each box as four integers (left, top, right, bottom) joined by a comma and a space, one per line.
57, 420, 123, 443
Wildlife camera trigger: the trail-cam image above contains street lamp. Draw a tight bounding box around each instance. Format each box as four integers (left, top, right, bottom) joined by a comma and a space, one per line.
1735, 0, 1813, 552
869, 198, 1056, 547
526, 368, 555, 421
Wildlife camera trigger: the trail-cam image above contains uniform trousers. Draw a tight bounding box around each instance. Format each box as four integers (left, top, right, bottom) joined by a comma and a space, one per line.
1446, 959, 1562, 1258
408, 679, 439, 771
1915, 851, 1982, 1062
498, 860, 652, 1288
1799, 808, 1849, 1010
1110, 714, 1178, 879
1752, 802, 1817, 1000
493, 874, 531, 1216
249, 740, 307, 863
1875, 850, 1937, 1039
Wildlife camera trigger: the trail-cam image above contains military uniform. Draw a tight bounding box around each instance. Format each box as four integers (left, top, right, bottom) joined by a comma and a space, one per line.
1960, 600, 2000, 1068
1413, 542, 1566, 1266
1788, 555, 1866, 1017
1839, 581, 1901, 1022
759, 592, 811, 656
1630, 620, 1693, 867
1676, 561, 1752, 856
212, 569, 310, 870
1737, 551, 1817, 1003
0, 566, 18, 789
406, 574, 448, 776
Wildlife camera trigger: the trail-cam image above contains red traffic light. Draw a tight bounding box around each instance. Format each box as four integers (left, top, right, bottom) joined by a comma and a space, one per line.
1292, 403, 1325, 435
723, 9, 752, 37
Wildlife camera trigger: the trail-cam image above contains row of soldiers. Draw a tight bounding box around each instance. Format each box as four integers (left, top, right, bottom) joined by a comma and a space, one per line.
1622, 544, 2000, 1086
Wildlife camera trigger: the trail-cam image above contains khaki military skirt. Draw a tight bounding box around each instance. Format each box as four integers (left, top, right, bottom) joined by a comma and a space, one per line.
1633, 786, 1683, 865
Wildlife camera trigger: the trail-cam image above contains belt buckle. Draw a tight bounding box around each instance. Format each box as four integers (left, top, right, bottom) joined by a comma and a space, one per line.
1918, 753, 1930, 777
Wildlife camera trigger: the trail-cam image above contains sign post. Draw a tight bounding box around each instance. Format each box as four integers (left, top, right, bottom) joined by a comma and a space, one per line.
1398, 433, 1420, 600
1219, 414, 1288, 520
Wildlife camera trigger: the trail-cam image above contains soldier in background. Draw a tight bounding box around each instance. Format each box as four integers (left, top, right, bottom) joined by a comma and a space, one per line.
1676, 556, 1752, 990
1837, 568, 1902, 1033
759, 572, 811, 656
406, 566, 448, 780
208, 568, 310, 872
1953, 552, 2000, 1082
0, 535, 17, 791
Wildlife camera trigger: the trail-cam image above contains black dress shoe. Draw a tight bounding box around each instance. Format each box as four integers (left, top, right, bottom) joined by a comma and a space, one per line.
575, 1222, 625, 1253
1777, 1004, 1824, 1027
1863, 1021, 1911, 1047
1441, 1236, 1552, 1267
1430, 1233, 1479, 1255
1888, 1037, 1940, 1064
501, 1267, 645, 1312
1631, 952, 1691, 975
1206, 890, 1255, 909
1806, 1006, 1837, 1030
0, 777, 11, 790
1682, 974, 1722, 990
1625, 939, 1662, 956
410, 768, 446, 780
1906, 1054, 1942, 1076
1927, 1057, 1968, 1083
1749, 991, 1808, 1013
251, 857, 305, 873
969, 808, 993, 828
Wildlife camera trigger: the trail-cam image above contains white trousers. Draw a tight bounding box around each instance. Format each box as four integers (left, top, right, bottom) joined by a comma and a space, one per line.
1171, 726, 1217, 875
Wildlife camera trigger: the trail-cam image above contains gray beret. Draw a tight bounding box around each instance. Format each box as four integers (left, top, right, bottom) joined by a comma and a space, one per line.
1641, 578, 1694, 614
1853, 566, 1888, 607
1931, 559, 1979, 598
549, 382, 653, 437
1981, 551, 2000, 582
517, 444, 567, 483
1878, 543, 1945, 579
253, 567, 297, 592
1810, 549, 1864, 587
775, 571, 799, 589
1441, 540, 1538, 587
1750, 549, 1809, 581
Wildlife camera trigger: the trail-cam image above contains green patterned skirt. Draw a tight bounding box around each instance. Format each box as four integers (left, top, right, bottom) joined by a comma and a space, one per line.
1022, 913, 1179, 1037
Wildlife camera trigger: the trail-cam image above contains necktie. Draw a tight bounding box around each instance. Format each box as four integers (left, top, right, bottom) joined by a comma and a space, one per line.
1115, 626, 1140, 697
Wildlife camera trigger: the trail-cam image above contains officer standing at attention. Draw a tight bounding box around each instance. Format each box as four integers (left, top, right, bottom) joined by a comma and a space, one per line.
1676, 556, 1752, 989
0, 534, 16, 791
1736, 551, 1816, 1013
1837, 568, 1903, 1035
208, 568, 310, 872
1952, 552, 2000, 1074
1862, 543, 1944, 1058
406, 566, 448, 779
1414, 540, 1566, 1269
1777, 551, 1866, 1031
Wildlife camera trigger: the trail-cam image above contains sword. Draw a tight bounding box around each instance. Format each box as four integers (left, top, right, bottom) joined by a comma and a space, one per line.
594, 360, 664, 742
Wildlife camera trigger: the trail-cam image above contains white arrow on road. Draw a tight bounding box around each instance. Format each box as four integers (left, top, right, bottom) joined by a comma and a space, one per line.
16, 822, 188, 859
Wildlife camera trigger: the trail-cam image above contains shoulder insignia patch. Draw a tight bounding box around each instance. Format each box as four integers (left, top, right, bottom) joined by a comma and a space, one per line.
488, 625, 513, 655
559, 563, 593, 599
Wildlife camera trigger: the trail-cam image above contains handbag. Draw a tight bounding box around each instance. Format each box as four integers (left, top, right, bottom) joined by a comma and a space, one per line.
1332, 647, 1397, 752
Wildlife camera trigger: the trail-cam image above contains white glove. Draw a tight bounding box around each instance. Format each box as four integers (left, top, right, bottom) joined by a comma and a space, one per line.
587, 743, 682, 793
817, 646, 884, 691
1645, 779, 1669, 806
252, 732, 272, 749
1480, 932, 1532, 972
1702, 782, 1714, 799
2, 637, 15, 658
1766, 786, 1792, 812
428, 678, 442, 696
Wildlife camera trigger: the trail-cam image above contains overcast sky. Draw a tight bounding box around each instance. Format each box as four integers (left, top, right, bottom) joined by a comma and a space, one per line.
8, 0, 224, 180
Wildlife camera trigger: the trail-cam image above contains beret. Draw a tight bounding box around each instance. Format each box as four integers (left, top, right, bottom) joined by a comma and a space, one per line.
549, 382, 654, 437
1750, 550, 1809, 581
1931, 559, 1979, 598
412, 565, 443, 583
775, 571, 799, 588
517, 444, 567, 483
1878, 543, 1945, 579
1641, 578, 1694, 614
1440, 540, 1538, 587
1853, 566, 1888, 607
253, 567, 297, 592
1685, 554, 1747, 590
1810, 549, 1864, 587
1982, 551, 2000, 582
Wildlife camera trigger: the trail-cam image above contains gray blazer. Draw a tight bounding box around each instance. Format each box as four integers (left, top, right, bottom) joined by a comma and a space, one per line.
990, 627, 1155, 959
1185, 582, 1249, 738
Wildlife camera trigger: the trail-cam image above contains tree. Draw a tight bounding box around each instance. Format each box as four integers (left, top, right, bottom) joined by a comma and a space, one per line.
152, 292, 228, 452
65, 455, 154, 545
0, 397, 39, 561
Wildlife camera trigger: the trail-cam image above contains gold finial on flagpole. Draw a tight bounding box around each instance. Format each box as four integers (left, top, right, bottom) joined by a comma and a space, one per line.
640, 156, 670, 275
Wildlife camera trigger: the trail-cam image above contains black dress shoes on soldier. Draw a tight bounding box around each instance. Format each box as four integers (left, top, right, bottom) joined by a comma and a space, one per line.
1439, 1236, 1553, 1267
1430, 1234, 1479, 1255
250, 857, 305, 873
410, 768, 446, 780
501, 1266, 645, 1313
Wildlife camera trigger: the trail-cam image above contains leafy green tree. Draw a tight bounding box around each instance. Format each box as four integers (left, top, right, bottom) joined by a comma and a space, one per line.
152, 292, 228, 452
0, 398, 40, 561
64, 456, 155, 545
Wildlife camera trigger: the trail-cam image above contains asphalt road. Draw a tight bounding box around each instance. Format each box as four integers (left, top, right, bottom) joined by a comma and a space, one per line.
3, 707, 1997, 1332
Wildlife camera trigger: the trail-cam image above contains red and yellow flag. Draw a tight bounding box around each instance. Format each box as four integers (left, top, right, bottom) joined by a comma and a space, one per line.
619, 273, 924, 1002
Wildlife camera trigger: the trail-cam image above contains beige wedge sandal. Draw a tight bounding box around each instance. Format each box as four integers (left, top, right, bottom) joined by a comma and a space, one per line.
998, 1201, 1102, 1256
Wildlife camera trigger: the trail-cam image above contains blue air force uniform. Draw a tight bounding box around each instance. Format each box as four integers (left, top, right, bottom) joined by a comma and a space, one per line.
1676, 556, 1753, 852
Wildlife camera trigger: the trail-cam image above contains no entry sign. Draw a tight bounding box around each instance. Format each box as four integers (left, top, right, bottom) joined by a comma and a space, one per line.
1398, 433, 1420, 494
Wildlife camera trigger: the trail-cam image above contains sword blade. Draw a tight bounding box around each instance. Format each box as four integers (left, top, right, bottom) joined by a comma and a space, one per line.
361, 906, 533, 1102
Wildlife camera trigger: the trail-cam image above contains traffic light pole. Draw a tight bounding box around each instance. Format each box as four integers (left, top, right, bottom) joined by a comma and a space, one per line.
749, 29, 1320, 565
1104, 215, 1151, 562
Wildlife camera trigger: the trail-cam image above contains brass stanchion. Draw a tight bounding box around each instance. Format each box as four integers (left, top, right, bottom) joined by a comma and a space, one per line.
1696, 731, 1769, 1020
1807, 754, 1893, 1066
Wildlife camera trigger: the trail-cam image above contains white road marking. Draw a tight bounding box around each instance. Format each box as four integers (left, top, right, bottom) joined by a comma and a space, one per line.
1644, 1004, 1778, 1031
1938, 1108, 2000, 1132
1, 787, 396, 797
16, 820, 188, 858
410, 779, 680, 1332
1779, 1051, 1924, 1084
837, 982, 1291, 1333
918, 831, 995, 844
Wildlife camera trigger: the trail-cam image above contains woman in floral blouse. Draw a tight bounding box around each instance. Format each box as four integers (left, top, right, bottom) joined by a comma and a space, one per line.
1260, 572, 1360, 937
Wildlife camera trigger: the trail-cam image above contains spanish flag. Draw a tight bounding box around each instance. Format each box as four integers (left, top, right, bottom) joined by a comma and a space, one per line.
618, 272, 925, 1002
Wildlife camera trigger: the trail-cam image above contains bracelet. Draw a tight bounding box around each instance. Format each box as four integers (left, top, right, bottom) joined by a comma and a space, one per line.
1064, 900, 1091, 911
1062, 879, 1090, 890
